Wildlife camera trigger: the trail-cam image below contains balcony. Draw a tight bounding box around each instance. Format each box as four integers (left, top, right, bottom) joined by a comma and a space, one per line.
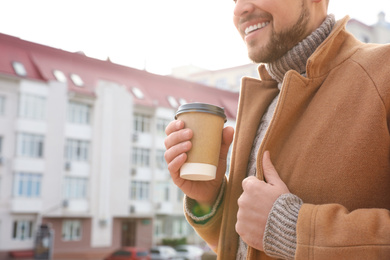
11, 197, 42, 213
155, 201, 173, 215
129, 201, 153, 217
62, 198, 89, 213
14, 158, 45, 172
64, 161, 90, 176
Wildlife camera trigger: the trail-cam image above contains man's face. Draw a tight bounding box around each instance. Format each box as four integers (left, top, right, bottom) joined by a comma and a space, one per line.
233, 0, 311, 63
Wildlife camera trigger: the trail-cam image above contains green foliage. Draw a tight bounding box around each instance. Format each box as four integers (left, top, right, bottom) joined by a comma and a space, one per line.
162, 237, 187, 247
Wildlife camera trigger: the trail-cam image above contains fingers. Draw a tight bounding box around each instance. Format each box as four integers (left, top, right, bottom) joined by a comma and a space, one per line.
165, 120, 183, 136
166, 153, 187, 176
164, 120, 193, 176
241, 176, 266, 198
240, 151, 282, 187
262, 151, 282, 185
164, 120, 193, 151
241, 176, 261, 189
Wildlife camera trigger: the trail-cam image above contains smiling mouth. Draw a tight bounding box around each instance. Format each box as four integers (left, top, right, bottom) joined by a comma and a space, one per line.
244, 22, 270, 35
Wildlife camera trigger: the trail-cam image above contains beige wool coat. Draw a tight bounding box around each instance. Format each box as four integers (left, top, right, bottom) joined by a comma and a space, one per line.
185, 16, 390, 259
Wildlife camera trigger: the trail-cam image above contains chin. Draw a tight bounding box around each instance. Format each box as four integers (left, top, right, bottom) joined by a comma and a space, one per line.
248, 50, 265, 64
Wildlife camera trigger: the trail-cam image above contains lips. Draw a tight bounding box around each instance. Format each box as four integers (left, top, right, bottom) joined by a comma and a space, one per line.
244, 21, 270, 35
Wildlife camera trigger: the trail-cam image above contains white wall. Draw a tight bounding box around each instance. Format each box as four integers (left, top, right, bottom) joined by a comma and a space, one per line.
90, 80, 133, 247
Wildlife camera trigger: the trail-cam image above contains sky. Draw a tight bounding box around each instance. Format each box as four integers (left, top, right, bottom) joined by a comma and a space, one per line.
1, 0, 389, 75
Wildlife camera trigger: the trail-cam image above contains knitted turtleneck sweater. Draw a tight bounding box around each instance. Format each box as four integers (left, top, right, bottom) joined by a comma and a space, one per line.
237, 14, 336, 260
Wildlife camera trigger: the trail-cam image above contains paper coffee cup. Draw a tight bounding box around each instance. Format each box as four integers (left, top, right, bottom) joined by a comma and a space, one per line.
175, 103, 227, 181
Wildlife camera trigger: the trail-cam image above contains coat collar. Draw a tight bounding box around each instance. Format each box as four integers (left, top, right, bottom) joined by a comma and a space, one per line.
307, 16, 362, 78
254, 16, 360, 82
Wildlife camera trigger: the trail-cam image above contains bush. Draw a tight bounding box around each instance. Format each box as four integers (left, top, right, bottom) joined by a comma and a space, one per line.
162, 237, 187, 247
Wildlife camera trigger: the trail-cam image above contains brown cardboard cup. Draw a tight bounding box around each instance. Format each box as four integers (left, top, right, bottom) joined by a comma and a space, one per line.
175, 103, 227, 181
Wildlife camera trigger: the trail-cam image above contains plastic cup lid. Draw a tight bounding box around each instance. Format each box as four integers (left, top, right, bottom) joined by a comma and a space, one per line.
175, 102, 227, 122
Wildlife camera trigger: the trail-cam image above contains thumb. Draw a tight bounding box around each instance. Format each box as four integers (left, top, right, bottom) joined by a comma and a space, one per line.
215, 126, 234, 180
220, 126, 234, 157
262, 151, 283, 185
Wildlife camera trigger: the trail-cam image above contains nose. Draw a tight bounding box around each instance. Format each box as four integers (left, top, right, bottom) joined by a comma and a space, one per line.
233, 0, 255, 18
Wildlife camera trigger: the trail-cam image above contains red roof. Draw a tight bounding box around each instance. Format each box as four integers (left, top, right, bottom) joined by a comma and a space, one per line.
0, 33, 239, 119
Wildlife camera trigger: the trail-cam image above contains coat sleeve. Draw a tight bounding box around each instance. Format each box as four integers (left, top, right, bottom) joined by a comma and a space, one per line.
183, 178, 227, 253
295, 203, 390, 259
184, 196, 224, 253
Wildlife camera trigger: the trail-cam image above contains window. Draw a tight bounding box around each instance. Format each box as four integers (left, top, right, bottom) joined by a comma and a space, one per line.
156, 149, 167, 169
63, 177, 88, 199
154, 219, 163, 238
53, 70, 67, 83
14, 172, 42, 198
12, 61, 27, 77
12, 220, 33, 240
215, 77, 228, 90
67, 101, 91, 124
131, 87, 144, 99
173, 219, 190, 237
164, 186, 170, 201
236, 75, 244, 89
178, 98, 187, 106
132, 147, 150, 167
70, 74, 84, 87
177, 188, 184, 202
16, 133, 44, 158
133, 113, 151, 133
155, 182, 170, 202
167, 96, 178, 108
0, 96, 5, 115
196, 79, 209, 86
156, 118, 170, 136
137, 251, 149, 257
19, 93, 46, 120
62, 220, 81, 241
130, 181, 149, 200
65, 139, 89, 161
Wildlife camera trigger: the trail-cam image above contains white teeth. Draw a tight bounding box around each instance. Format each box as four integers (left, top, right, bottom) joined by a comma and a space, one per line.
244, 22, 269, 35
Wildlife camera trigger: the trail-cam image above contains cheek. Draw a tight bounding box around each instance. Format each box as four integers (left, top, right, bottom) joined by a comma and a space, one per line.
271, 6, 302, 31
272, 17, 293, 33
233, 20, 245, 40
233, 17, 240, 32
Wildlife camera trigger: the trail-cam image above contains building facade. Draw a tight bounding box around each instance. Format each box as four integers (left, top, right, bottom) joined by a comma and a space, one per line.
0, 33, 238, 259
346, 12, 390, 44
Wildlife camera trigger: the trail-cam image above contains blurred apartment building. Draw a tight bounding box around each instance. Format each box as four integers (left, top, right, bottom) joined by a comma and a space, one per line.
0, 33, 238, 259
172, 12, 390, 92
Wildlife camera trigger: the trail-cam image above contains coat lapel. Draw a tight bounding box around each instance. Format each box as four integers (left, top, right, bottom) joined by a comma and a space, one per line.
217, 66, 279, 259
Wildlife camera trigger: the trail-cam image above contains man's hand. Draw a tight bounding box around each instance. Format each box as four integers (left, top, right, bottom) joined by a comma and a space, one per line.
235, 151, 290, 251
164, 120, 234, 205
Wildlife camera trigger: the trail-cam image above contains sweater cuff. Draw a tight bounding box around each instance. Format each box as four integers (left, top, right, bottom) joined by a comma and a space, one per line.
184, 178, 226, 224
263, 193, 303, 260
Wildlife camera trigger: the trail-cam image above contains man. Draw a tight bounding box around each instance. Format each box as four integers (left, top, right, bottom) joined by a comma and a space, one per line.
164, 0, 390, 259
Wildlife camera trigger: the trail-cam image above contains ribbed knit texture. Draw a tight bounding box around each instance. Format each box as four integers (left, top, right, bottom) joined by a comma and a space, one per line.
263, 194, 303, 259
266, 14, 335, 83
184, 178, 226, 223
237, 14, 336, 260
